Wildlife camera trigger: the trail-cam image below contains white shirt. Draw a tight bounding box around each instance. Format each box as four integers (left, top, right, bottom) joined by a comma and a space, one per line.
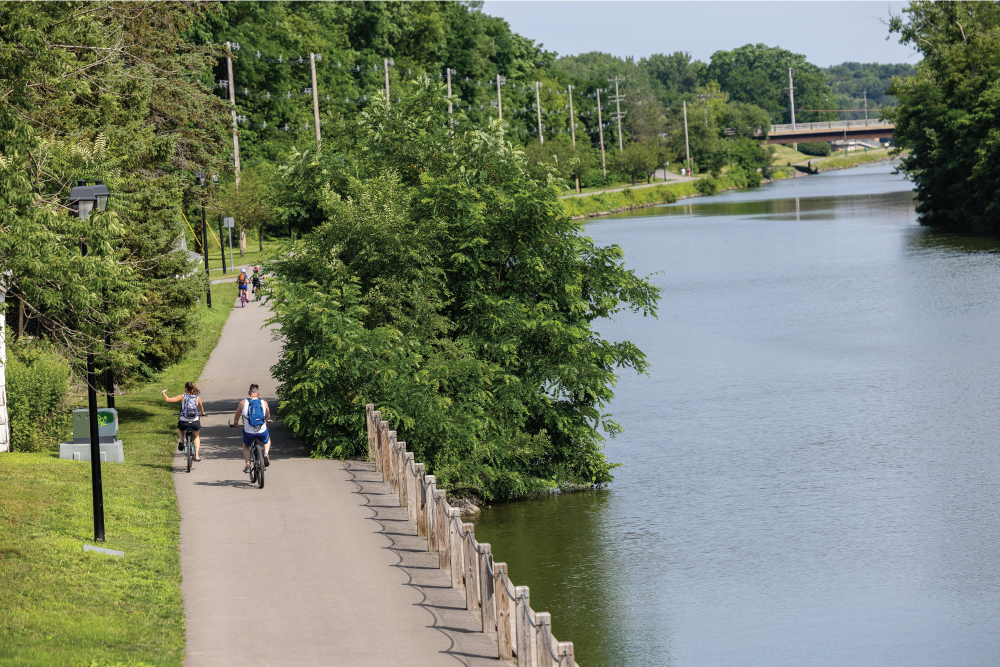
242, 398, 268, 434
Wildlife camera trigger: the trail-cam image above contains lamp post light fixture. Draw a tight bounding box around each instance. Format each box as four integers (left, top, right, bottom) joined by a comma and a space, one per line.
68, 180, 106, 543
195, 172, 212, 308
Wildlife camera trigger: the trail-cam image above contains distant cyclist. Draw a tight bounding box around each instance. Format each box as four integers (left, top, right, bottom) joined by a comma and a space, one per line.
162, 382, 206, 461
251, 266, 261, 296
230, 383, 272, 472
237, 268, 249, 300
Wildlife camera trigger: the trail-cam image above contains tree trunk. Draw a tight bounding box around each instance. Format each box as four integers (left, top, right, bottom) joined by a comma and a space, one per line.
239, 228, 246, 257
575, 176, 580, 193
258, 227, 263, 252
0, 285, 9, 452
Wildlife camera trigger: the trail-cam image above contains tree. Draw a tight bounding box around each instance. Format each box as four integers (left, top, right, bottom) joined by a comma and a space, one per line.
706, 44, 836, 124
216, 162, 281, 254
886, 1, 1000, 232
267, 80, 660, 499
615, 141, 659, 184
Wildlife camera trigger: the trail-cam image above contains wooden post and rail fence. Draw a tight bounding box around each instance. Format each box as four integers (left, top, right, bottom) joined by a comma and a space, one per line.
366, 404, 578, 667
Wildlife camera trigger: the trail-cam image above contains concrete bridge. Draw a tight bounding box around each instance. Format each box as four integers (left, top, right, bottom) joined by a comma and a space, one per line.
765, 119, 894, 144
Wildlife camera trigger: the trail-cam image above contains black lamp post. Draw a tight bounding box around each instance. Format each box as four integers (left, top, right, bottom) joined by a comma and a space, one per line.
91, 180, 114, 409
213, 174, 226, 275
68, 180, 106, 543
195, 172, 212, 308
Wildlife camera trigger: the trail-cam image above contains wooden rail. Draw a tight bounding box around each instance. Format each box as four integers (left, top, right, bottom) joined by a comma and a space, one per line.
366, 404, 579, 667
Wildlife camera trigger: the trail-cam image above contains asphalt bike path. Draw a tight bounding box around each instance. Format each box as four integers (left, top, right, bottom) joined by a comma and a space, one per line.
174, 296, 503, 666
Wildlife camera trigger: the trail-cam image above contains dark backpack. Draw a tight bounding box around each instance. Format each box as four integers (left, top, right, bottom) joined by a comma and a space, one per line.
246, 397, 266, 427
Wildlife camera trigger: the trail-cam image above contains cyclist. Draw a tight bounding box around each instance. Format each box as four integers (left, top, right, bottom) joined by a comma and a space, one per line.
230, 383, 272, 472
237, 267, 249, 301
251, 266, 261, 296
162, 382, 206, 461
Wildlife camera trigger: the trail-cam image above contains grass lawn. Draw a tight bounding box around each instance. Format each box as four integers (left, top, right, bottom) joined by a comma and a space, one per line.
814, 148, 900, 171
771, 144, 812, 164
0, 282, 237, 667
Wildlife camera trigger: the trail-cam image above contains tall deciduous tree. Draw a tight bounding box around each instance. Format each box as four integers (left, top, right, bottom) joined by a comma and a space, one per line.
707, 43, 836, 124
886, 1, 1000, 232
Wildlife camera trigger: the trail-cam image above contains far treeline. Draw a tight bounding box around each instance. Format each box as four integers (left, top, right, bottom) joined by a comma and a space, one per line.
1, 0, 914, 498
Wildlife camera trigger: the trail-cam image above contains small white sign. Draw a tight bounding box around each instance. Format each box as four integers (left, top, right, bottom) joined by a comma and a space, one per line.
223, 217, 235, 228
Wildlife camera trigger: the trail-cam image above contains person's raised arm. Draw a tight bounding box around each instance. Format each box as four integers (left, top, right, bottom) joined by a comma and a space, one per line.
161, 390, 182, 403
197, 396, 206, 418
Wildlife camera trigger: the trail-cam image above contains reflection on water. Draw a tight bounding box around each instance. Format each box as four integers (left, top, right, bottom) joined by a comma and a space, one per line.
473, 162, 1000, 667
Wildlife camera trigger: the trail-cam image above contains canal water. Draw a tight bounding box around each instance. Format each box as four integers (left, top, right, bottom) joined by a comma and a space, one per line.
472, 163, 1000, 667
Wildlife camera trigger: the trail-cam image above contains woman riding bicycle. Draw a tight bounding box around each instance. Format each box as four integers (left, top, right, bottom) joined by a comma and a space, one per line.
162, 382, 206, 461
237, 268, 249, 301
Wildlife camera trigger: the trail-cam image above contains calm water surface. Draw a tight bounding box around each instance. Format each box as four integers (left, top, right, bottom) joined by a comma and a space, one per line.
472, 163, 1000, 667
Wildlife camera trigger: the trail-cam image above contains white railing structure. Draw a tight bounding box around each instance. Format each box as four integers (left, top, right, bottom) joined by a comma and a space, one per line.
770, 119, 893, 132
366, 404, 578, 667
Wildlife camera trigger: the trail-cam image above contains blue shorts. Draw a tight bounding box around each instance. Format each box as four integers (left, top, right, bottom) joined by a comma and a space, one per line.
239, 284, 248, 291
242, 429, 269, 446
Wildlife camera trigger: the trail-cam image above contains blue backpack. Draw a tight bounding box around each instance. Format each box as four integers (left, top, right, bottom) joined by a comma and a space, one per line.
246, 397, 266, 428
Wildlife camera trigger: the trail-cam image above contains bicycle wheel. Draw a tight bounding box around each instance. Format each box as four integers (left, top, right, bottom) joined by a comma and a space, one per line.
255, 443, 265, 488
186, 431, 193, 472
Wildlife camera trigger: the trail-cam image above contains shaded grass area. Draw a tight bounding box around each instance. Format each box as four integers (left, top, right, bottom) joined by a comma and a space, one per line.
0, 282, 236, 667
771, 144, 812, 164
563, 180, 702, 219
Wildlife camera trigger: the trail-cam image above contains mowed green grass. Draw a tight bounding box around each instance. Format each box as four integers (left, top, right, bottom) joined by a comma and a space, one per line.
0, 282, 237, 667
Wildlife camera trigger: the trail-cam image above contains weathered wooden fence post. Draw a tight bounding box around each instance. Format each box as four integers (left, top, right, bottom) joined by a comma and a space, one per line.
495, 563, 513, 659
419, 470, 431, 539
365, 405, 373, 461
516, 586, 534, 667
374, 416, 384, 474
385, 427, 396, 489
479, 543, 496, 633
464, 524, 479, 610
536, 612, 554, 667
557, 641, 575, 667
396, 440, 407, 504
437, 492, 450, 569
448, 508, 463, 588
404, 452, 416, 516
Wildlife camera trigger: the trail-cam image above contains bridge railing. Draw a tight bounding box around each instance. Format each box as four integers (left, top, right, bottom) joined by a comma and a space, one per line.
770, 119, 893, 133
366, 404, 578, 667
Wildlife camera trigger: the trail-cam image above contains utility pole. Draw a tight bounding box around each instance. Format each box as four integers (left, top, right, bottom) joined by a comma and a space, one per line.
610, 75, 625, 150
497, 74, 503, 122
384, 58, 390, 104
864, 88, 868, 125
683, 100, 691, 175
535, 81, 544, 144
568, 85, 579, 192
225, 42, 241, 186
788, 67, 797, 151
697, 93, 709, 127
310, 53, 321, 147
597, 88, 607, 180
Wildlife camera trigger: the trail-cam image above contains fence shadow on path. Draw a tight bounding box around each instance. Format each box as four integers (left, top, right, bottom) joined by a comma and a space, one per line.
344, 460, 509, 666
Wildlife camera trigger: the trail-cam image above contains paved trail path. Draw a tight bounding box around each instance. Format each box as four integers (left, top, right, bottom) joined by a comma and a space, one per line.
174, 297, 502, 666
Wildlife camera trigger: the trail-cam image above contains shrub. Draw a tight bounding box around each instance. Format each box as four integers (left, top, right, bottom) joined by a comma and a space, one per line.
695, 177, 720, 195
798, 141, 831, 157
6, 334, 71, 452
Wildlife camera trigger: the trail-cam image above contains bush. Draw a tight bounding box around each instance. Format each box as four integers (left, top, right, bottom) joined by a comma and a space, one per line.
6, 334, 71, 452
797, 141, 831, 157
695, 177, 720, 195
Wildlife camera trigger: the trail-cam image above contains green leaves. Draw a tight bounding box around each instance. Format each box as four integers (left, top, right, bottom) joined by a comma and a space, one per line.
268, 90, 660, 499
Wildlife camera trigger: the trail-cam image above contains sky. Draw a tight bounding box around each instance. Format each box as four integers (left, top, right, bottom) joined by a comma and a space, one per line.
480, 1, 918, 68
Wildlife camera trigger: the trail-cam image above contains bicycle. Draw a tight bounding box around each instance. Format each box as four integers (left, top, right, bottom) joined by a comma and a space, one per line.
229, 418, 270, 488
252, 278, 263, 301
239, 288, 248, 308
183, 426, 196, 472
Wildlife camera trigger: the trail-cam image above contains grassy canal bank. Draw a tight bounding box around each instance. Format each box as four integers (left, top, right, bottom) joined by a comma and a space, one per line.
564, 148, 903, 220
0, 282, 236, 667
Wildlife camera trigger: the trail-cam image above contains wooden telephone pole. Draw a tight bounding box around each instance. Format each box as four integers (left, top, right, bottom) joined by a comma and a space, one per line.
597, 88, 607, 180
310, 53, 321, 147
535, 82, 544, 144
568, 85, 579, 192
225, 42, 241, 186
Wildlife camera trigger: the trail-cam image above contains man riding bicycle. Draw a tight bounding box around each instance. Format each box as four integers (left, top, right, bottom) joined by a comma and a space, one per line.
237, 268, 249, 300
231, 383, 272, 472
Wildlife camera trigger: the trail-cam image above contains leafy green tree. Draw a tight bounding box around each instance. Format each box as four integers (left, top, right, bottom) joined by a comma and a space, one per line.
216, 162, 282, 254
615, 141, 659, 184
640, 52, 706, 105
707, 44, 836, 124
886, 1, 1000, 232
267, 80, 660, 499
